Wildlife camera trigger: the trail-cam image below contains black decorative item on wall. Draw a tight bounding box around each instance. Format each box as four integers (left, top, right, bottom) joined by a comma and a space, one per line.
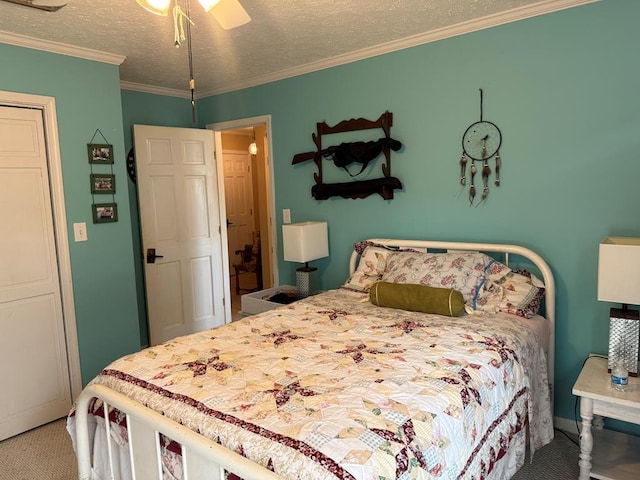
127, 147, 136, 183
292, 111, 403, 200
459, 89, 503, 206
88, 128, 117, 223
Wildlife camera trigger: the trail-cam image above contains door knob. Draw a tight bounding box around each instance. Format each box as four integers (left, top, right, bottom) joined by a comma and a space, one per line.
146, 248, 164, 264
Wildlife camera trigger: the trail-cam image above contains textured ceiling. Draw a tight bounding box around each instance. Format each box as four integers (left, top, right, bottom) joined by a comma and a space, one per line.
0, 0, 595, 97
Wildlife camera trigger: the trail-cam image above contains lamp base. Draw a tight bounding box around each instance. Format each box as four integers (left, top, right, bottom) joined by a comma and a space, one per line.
295, 266, 318, 299
607, 307, 640, 376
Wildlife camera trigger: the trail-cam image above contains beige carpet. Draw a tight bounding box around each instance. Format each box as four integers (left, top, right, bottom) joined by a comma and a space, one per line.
0, 417, 579, 480
0, 418, 77, 480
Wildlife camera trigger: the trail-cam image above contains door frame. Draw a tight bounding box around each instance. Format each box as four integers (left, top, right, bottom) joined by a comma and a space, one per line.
0, 90, 82, 398
207, 115, 279, 288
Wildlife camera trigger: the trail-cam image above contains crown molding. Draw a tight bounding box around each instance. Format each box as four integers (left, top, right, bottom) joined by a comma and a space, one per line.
120, 81, 192, 99
196, 0, 599, 97
0, 29, 125, 65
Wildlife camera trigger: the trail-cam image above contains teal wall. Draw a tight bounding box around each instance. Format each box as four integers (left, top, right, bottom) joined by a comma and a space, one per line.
192, 0, 640, 427
0, 43, 141, 383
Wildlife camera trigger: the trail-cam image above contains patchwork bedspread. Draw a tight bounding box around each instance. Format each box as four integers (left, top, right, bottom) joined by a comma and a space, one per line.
75, 288, 553, 480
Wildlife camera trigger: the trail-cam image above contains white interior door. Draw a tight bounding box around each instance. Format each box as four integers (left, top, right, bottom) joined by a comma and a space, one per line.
134, 125, 227, 346
0, 105, 72, 440
223, 150, 254, 269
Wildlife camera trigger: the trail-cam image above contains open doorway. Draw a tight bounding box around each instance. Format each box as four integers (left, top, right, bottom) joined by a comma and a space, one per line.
208, 116, 276, 320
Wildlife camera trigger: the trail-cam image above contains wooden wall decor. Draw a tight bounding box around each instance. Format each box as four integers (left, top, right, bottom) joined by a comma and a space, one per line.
292, 111, 402, 200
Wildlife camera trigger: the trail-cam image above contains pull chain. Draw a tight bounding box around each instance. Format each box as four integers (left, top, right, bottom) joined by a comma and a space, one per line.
173, 2, 197, 123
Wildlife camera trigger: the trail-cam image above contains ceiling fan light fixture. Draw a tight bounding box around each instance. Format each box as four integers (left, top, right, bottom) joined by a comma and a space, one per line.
197, 0, 220, 13
136, 0, 171, 16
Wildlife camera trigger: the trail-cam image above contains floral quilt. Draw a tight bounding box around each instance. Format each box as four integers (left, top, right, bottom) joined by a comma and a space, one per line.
73, 288, 553, 480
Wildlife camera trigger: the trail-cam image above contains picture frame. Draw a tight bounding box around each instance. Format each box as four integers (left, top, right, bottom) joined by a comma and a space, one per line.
88, 143, 114, 164
92, 203, 118, 223
90, 174, 116, 194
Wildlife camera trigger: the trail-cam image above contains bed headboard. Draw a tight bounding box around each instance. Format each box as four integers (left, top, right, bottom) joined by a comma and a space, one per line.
349, 238, 556, 410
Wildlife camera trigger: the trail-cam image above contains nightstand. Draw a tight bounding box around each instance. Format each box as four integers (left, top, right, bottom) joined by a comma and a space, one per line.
572, 355, 640, 480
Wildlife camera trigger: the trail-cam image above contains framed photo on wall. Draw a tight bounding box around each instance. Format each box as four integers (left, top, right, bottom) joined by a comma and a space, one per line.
92, 203, 118, 223
88, 143, 114, 164
90, 174, 116, 194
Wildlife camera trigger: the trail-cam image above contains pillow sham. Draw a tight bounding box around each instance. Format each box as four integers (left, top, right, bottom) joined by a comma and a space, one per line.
381, 250, 488, 303
342, 244, 392, 292
369, 281, 465, 317
474, 263, 545, 318
342, 241, 420, 293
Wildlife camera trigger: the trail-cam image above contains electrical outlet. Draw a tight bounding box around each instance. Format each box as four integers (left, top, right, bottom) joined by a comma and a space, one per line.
73, 222, 88, 242
283, 209, 291, 224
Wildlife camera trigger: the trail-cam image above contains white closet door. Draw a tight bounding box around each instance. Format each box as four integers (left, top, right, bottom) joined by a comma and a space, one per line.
0, 105, 72, 440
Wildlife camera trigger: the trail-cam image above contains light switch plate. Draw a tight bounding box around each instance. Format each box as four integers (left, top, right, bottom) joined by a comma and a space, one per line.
283, 209, 291, 224
73, 222, 88, 242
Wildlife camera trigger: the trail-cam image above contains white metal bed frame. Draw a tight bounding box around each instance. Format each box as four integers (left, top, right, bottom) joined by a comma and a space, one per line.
74, 238, 555, 480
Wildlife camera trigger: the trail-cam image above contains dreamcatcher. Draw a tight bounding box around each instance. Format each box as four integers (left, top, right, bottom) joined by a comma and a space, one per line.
459, 89, 503, 205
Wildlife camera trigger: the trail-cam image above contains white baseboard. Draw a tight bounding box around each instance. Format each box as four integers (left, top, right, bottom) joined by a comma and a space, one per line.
554, 416, 579, 436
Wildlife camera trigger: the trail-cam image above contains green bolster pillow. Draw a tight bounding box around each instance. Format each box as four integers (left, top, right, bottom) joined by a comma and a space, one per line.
369, 282, 465, 317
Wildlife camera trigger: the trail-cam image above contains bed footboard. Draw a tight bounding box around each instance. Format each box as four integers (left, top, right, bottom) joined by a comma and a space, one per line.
74, 384, 282, 480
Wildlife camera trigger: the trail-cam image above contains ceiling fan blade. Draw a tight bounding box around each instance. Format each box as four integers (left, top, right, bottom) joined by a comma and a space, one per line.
0, 0, 67, 11
32, 0, 67, 5
209, 0, 250, 30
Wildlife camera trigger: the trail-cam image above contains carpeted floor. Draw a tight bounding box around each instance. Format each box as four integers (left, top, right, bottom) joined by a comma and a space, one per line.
0, 418, 77, 480
0, 418, 579, 480
513, 430, 580, 479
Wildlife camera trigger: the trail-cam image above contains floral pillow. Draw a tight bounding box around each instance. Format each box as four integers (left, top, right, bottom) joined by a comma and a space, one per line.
474, 262, 545, 318
342, 245, 393, 292
381, 251, 489, 303
342, 241, 421, 292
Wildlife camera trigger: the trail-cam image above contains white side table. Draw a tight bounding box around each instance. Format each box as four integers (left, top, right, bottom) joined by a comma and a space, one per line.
572, 355, 640, 480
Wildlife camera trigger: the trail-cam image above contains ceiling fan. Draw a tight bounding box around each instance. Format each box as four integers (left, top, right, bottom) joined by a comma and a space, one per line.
136, 0, 251, 121
137, 0, 250, 30
0, 0, 68, 12
0, 0, 250, 29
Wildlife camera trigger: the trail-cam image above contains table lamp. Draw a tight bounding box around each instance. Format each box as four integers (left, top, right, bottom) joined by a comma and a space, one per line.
597, 237, 640, 376
282, 221, 328, 298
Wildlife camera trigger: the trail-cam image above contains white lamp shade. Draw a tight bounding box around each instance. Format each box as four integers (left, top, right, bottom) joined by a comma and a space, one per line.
283, 222, 328, 264
598, 237, 640, 305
